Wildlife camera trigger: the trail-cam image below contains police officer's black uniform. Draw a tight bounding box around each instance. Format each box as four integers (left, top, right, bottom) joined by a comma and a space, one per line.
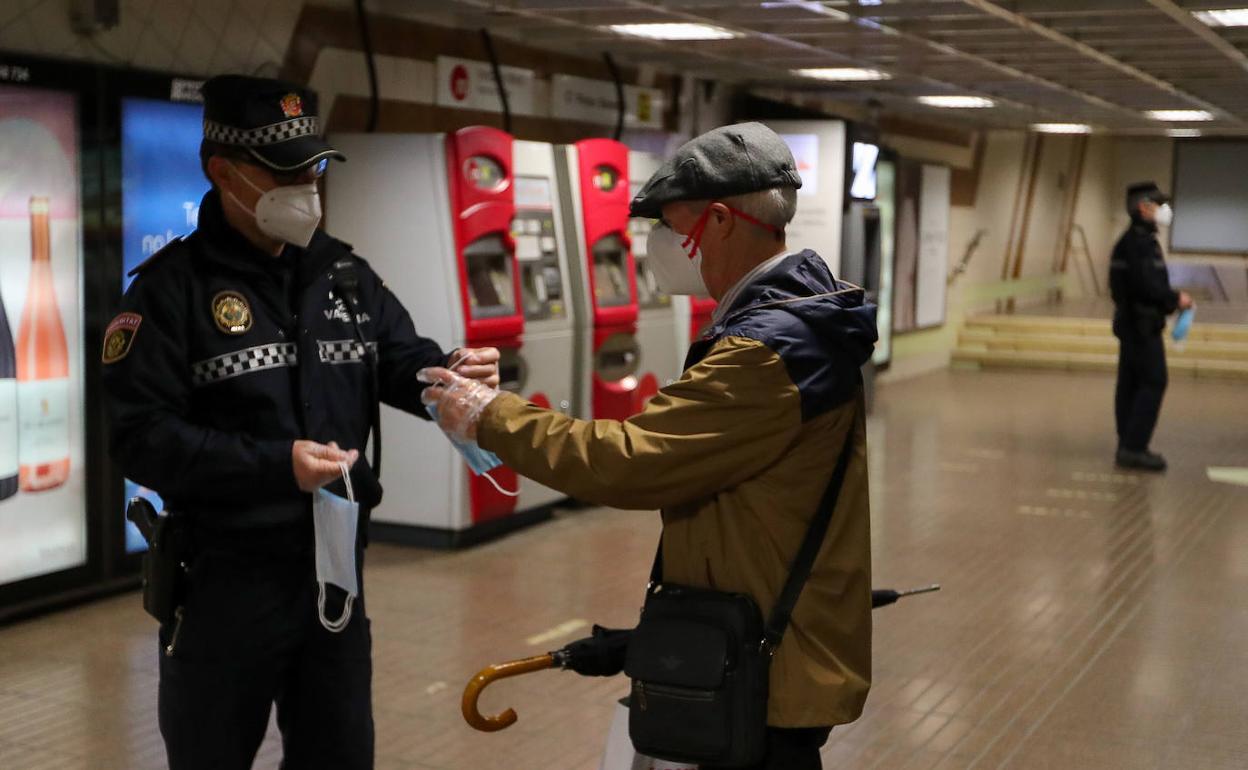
1109, 182, 1180, 471
103, 76, 451, 769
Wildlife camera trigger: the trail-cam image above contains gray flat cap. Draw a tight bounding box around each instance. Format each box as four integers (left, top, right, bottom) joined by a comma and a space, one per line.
629, 122, 802, 218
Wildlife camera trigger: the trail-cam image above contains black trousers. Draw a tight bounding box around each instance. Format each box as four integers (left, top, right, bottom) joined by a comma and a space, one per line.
702, 727, 833, 770
158, 526, 373, 770
1114, 330, 1168, 452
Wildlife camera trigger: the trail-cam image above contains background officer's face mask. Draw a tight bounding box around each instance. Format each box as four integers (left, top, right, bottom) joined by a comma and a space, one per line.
1154, 203, 1174, 228
226, 160, 323, 248
313, 461, 358, 633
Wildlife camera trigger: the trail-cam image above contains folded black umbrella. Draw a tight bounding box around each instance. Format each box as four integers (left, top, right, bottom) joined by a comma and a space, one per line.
552, 625, 632, 676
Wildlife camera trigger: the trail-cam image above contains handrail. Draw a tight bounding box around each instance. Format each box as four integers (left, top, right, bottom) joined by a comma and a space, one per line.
1070, 223, 1101, 297
948, 229, 988, 286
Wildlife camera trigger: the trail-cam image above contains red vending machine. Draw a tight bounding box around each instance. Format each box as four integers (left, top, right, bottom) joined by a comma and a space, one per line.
326, 127, 537, 546
555, 139, 640, 420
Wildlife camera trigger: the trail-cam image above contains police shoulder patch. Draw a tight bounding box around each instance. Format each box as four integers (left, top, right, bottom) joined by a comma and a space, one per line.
212, 290, 253, 335
102, 312, 142, 364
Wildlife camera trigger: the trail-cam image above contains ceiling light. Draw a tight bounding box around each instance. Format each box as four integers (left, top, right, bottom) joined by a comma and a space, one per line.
760, 1, 851, 20
606, 23, 738, 40
918, 95, 995, 109
1168, 128, 1202, 138
1032, 123, 1092, 134
1194, 8, 1248, 27
1146, 109, 1214, 122
793, 67, 892, 81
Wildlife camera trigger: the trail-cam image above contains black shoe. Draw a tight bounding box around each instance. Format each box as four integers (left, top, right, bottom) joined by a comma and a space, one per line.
1116, 448, 1166, 472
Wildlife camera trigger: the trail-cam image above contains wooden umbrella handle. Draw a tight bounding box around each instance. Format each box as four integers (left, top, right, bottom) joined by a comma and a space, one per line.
461, 654, 556, 732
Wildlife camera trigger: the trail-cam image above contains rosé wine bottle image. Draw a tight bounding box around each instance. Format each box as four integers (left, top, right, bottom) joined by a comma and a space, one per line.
17, 196, 70, 492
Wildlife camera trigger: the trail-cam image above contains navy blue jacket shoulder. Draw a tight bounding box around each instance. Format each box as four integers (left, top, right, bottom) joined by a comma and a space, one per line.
686, 250, 877, 422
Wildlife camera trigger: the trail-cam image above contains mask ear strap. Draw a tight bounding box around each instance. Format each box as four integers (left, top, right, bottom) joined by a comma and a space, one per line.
318, 584, 354, 632
724, 204, 782, 236
339, 460, 355, 504
681, 205, 713, 258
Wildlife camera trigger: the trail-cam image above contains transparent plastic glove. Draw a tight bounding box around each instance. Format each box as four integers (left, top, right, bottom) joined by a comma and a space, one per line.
417, 367, 501, 444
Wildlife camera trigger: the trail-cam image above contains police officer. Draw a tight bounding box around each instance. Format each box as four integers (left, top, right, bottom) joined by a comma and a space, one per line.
1109, 181, 1191, 472
102, 75, 499, 769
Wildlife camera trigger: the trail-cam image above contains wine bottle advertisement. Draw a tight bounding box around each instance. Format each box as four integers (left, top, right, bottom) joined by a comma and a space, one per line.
120, 97, 207, 553
0, 85, 87, 585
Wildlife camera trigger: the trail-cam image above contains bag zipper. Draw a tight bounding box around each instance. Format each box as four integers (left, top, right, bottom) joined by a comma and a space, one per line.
642, 682, 716, 703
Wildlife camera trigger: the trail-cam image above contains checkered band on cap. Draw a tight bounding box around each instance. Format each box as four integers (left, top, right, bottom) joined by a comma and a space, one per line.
318, 339, 379, 364
203, 117, 321, 147
192, 343, 299, 386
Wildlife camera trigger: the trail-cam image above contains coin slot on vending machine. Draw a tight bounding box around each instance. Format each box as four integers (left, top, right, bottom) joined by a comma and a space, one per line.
591, 234, 632, 308
465, 234, 516, 319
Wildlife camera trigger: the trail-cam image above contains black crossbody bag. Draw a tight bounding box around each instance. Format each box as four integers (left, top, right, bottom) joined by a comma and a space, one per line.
624, 405, 859, 767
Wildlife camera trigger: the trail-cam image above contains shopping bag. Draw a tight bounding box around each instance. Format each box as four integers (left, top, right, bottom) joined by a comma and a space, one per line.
600, 698, 697, 770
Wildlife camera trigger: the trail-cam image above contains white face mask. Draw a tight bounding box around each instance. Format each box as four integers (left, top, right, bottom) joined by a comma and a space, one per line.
645, 223, 707, 296
226, 160, 322, 248
1154, 203, 1174, 228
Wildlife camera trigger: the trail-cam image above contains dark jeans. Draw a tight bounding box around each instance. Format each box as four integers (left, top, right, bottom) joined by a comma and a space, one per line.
1115, 331, 1168, 452
158, 526, 373, 770
702, 726, 833, 770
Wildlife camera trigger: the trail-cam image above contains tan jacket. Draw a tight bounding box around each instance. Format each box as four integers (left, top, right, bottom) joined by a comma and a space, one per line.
478, 250, 875, 726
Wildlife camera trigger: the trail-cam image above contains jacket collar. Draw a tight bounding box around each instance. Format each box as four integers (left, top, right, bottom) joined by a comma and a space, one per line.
193, 189, 341, 280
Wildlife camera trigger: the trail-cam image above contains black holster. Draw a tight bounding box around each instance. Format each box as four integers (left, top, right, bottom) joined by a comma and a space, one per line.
141, 512, 192, 625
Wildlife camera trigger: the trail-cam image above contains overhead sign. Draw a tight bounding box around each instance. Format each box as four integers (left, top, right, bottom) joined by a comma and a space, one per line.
435, 55, 537, 116
550, 74, 664, 130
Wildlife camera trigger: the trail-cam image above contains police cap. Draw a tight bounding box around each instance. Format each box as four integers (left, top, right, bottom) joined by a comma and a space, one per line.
201, 74, 344, 172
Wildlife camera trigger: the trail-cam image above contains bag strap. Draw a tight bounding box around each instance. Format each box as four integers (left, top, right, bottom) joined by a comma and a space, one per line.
333, 257, 382, 478
648, 394, 861, 657
760, 396, 860, 658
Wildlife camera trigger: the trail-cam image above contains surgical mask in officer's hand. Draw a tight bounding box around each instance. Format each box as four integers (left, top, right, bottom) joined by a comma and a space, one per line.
226, 160, 323, 247
1172, 306, 1195, 346
313, 461, 358, 633
646, 223, 708, 296
425, 403, 518, 497
1154, 203, 1174, 228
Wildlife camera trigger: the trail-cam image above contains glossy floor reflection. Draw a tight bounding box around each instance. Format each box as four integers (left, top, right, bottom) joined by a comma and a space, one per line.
1, 368, 1246, 769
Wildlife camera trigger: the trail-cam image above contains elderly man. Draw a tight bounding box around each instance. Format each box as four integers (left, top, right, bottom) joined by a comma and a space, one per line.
422, 123, 876, 769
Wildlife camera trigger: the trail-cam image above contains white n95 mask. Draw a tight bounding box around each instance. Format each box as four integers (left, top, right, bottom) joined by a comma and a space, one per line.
313, 461, 358, 633
1154, 203, 1174, 228
227, 160, 323, 248
646, 223, 707, 296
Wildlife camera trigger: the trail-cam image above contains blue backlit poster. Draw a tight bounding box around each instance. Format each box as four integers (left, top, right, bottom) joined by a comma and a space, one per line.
120, 97, 206, 551
121, 97, 206, 289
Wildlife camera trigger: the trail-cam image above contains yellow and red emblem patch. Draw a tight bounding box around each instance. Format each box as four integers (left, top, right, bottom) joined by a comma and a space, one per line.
102, 312, 142, 364
212, 291, 252, 335
280, 92, 303, 118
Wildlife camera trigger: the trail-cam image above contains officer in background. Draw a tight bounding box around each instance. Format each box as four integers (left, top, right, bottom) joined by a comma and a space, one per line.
1109, 181, 1191, 472
102, 75, 498, 769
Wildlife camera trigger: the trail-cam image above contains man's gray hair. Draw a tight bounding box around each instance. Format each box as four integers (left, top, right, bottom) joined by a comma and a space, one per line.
721, 187, 798, 231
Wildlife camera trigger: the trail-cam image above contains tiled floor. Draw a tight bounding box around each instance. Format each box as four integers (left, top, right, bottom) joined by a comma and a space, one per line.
2, 368, 1246, 769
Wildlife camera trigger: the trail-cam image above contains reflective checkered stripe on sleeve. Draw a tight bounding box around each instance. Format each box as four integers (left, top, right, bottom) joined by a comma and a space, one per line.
191, 343, 299, 386
317, 339, 379, 365
203, 117, 320, 147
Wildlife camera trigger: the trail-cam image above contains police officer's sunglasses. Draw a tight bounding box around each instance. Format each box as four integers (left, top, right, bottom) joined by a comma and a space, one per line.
270, 157, 330, 186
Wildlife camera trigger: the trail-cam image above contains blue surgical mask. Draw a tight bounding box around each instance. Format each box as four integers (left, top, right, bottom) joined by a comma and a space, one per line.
1172, 307, 1194, 344
312, 462, 358, 633
426, 403, 508, 477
